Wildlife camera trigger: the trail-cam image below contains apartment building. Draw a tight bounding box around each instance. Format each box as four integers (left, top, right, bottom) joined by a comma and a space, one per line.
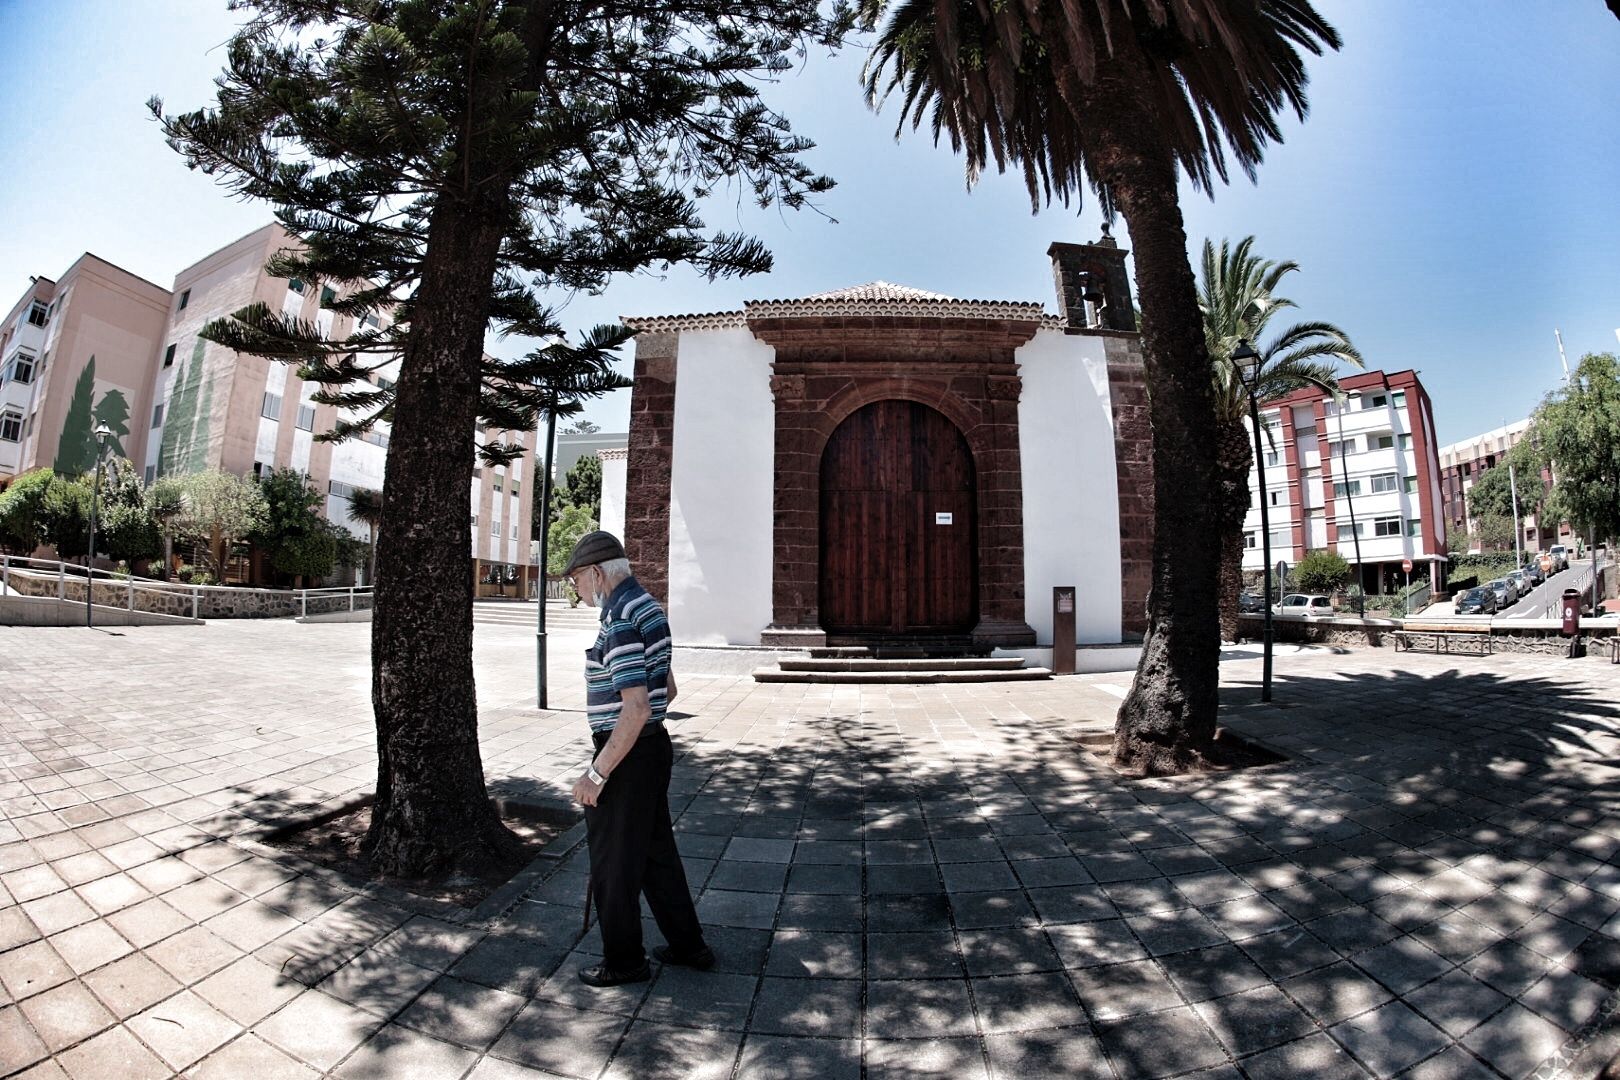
1, 225, 536, 592
1241, 370, 1448, 594
1437, 420, 1567, 554
0, 257, 172, 483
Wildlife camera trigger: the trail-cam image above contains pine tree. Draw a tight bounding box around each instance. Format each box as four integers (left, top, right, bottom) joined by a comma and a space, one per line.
54, 357, 97, 476
153, 0, 853, 876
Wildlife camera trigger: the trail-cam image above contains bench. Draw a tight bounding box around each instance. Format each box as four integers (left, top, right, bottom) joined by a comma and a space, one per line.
1394, 626, 1493, 656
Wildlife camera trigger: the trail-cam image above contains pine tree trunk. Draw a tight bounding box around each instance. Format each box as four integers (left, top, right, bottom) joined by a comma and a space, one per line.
1084, 66, 1222, 775
362, 193, 519, 878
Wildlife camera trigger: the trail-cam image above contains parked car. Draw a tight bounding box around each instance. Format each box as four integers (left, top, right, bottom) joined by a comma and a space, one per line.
1237, 591, 1266, 614
1521, 560, 1544, 587
1453, 586, 1498, 616
1487, 578, 1517, 608
1507, 569, 1532, 597
1549, 545, 1570, 572
1275, 593, 1334, 617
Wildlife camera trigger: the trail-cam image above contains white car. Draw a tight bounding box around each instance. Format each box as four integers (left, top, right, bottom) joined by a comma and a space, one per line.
1274, 593, 1335, 617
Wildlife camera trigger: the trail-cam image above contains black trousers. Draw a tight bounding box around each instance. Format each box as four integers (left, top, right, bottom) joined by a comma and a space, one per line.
585, 725, 705, 970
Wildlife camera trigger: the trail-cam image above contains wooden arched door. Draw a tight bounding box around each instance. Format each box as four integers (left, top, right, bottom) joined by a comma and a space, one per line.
819, 400, 977, 636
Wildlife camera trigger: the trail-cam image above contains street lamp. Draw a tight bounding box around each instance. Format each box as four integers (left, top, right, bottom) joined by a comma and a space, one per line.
84, 421, 114, 628
1331, 392, 1365, 616
1233, 339, 1274, 702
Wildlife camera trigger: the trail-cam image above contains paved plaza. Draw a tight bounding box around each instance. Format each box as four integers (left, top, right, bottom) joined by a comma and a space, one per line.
6, 605, 1620, 1078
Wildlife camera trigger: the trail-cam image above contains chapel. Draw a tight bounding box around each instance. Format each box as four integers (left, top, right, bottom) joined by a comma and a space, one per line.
617, 233, 1152, 653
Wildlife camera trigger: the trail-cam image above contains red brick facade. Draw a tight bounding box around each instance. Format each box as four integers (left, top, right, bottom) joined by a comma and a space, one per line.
622, 332, 677, 604
752, 315, 1040, 647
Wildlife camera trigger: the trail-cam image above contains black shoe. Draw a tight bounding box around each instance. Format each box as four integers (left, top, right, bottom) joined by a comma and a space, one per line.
577, 961, 651, 988
654, 944, 715, 971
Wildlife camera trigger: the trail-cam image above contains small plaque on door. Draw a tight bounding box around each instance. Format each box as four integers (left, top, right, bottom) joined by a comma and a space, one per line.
934, 512, 953, 525
1057, 591, 1075, 613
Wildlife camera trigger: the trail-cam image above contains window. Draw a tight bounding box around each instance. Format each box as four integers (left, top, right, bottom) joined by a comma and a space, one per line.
1268, 529, 1291, 548
362, 313, 380, 329
1366, 393, 1387, 409
1407, 519, 1423, 537
163, 344, 176, 368
0, 410, 21, 442
1264, 450, 1280, 468
1244, 532, 1257, 549
1336, 523, 1361, 541
151, 403, 164, 428
363, 429, 390, 448
1269, 490, 1281, 507
471, 513, 478, 526
1328, 440, 1353, 458
329, 480, 356, 499
1399, 434, 1413, 450
1295, 425, 1317, 438
511, 483, 519, 497
287, 278, 307, 295
1370, 473, 1399, 494
261, 392, 282, 421
144, 465, 155, 486
9, 353, 35, 384
252, 461, 266, 479
1373, 517, 1402, 537
27, 301, 47, 327
493, 476, 503, 492
1333, 479, 1362, 498
296, 404, 316, 431
1392, 391, 1407, 408
1371, 434, 1395, 451
177, 289, 191, 311
491, 519, 500, 536
320, 285, 337, 307
377, 376, 396, 391
1403, 475, 1418, 493
511, 524, 518, 540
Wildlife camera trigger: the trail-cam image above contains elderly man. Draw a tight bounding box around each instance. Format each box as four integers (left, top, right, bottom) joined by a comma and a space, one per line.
563, 530, 712, 987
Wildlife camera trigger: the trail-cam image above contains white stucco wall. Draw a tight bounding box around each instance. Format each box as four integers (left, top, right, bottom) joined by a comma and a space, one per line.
1016, 328, 1123, 644
599, 453, 626, 540
665, 328, 775, 644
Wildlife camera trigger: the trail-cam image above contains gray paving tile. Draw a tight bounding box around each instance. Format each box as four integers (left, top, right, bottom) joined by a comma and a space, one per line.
489, 1001, 627, 1078
392, 975, 527, 1050
1096, 1006, 1229, 1079
1327, 1001, 1450, 1077
864, 979, 975, 1037
970, 972, 1086, 1033
602, 1020, 743, 1080
865, 1035, 988, 1079
866, 931, 963, 979
637, 967, 758, 1030
748, 976, 862, 1038
1238, 1032, 1372, 1079
1402, 968, 1511, 1039
1461, 1002, 1571, 1077
765, 930, 862, 979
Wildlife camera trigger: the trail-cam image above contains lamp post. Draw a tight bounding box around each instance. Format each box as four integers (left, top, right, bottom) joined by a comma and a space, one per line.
535, 402, 558, 709
84, 421, 114, 628
1233, 339, 1273, 702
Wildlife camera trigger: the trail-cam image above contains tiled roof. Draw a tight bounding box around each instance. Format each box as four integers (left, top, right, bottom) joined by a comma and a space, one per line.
623, 280, 1048, 332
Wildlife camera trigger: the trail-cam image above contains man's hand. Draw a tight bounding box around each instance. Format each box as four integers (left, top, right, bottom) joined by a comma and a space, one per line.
572, 772, 603, 807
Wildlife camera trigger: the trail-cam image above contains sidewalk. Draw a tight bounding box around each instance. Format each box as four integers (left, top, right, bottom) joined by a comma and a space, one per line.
5, 619, 1620, 1078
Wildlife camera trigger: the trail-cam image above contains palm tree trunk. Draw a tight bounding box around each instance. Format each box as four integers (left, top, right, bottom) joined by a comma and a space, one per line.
362, 190, 519, 877
1085, 66, 1221, 774
1216, 418, 1256, 642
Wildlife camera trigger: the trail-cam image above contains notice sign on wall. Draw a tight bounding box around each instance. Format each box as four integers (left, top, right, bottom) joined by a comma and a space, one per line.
1057, 591, 1075, 613
934, 512, 953, 525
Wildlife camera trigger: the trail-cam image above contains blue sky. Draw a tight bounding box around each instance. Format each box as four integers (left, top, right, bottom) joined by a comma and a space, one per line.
1, 1, 1615, 444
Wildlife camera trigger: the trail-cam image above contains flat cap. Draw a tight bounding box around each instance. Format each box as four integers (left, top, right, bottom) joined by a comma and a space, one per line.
562, 530, 626, 576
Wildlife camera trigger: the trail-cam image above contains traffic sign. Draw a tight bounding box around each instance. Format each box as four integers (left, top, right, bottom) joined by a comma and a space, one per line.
1401, 558, 1413, 574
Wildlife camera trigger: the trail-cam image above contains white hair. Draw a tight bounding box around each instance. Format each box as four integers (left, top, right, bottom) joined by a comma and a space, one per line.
595, 557, 631, 585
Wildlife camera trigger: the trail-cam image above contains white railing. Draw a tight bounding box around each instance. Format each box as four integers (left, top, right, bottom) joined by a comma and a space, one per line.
293, 585, 374, 618
1, 554, 372, 621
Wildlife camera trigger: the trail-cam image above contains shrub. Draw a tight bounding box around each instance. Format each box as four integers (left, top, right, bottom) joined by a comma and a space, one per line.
1294, 549, 1351, 594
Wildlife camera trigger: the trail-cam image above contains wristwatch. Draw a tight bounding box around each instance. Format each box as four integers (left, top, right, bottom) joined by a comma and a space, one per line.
587, 764, 607, 786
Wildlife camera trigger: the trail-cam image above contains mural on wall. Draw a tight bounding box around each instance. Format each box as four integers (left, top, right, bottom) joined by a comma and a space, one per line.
158, 340, 215, 476
52, 355, 132, 474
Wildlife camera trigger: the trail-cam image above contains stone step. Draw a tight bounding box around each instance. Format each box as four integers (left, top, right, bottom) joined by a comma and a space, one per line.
779, 657, 1027, 672
752, 666, 1053, 684
809, 645, 993, 660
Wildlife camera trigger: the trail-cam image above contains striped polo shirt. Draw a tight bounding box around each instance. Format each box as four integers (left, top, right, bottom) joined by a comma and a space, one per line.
584, 575, 672, 734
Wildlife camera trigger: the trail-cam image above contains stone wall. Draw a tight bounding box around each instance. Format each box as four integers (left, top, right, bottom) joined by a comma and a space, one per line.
623, 332, 677, 606
1239, 613, 1620, 659
1105, 335, 1153, 638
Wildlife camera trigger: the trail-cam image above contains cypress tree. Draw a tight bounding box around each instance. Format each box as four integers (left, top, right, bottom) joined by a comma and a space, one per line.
153, 0, 852, 876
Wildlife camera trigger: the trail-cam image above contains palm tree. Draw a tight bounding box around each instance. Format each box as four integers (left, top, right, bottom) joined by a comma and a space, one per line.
346, 488, 384, 587
1201, 237, 1363, 641
862, 0, 1343, 773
